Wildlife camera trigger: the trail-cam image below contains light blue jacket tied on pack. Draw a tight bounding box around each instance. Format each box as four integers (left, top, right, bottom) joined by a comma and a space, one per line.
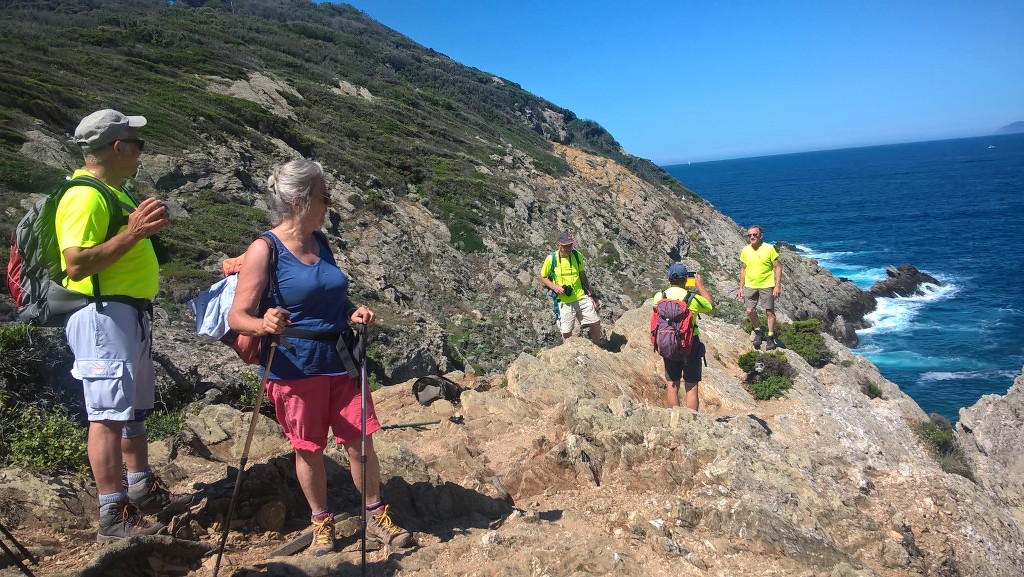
189, 274, 237, 340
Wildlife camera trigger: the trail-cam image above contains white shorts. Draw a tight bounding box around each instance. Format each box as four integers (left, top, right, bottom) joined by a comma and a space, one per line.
558, 296, 600, 334
65, 302, 155, 422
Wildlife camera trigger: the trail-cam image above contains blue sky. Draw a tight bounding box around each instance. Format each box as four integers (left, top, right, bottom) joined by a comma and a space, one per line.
340, 1, 1024, 163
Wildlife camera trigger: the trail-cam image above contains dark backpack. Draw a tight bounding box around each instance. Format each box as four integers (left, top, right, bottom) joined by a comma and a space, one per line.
545, 249, 583, 322
6, 175, 131, 326
650, 292, 696, 361
412, 375, 465, 406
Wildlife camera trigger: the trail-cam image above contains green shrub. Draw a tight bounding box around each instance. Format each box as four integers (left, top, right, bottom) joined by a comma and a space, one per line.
0, 323, 32, 351
777, 319, 831, 368
750, 374, 793, 400
742, 317, 831, 368
147, 409, 186, 440
737, 350, 758, 373
742, 314, 767, 334
234, 368, 263, 410
866, 383, 884, 399
738, 350, 794, 400
915, 413, 974, 481
0, 394, 88, 477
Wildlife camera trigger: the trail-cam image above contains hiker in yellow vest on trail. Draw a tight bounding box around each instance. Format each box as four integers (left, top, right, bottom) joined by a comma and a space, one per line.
539, 231, 602, 345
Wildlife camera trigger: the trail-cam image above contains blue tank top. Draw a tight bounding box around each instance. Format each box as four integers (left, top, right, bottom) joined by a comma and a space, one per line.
264, 231, 354, 380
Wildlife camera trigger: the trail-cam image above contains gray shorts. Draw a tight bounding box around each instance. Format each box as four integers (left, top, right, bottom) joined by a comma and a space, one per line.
744, 287, 775, 311
65, 302, 155, 422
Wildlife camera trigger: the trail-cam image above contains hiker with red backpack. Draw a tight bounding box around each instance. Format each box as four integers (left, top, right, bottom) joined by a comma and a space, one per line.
227, 159, 411, 555
650, 263, 714, 411
55, 109, 191, 541
539, 230, 602, 345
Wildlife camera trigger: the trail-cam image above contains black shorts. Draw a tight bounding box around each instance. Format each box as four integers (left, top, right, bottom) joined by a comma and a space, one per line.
663, 337, 705, 383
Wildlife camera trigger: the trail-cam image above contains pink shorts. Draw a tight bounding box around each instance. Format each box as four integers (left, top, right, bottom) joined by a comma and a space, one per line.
267, 373, 381, 452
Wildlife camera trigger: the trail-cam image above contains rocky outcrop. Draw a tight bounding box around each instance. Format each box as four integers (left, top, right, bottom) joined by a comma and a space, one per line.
203, 72, 304, 120
10, 306, 1024, 576
870, 264, 941, 298
957, 369, 1024, 525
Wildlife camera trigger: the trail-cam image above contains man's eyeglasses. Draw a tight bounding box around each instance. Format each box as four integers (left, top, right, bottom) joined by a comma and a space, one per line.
116, 138, 145, 152
747, 233, 761, 238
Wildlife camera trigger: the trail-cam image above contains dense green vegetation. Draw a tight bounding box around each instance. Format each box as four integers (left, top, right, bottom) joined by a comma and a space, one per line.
866, 382, 884, 399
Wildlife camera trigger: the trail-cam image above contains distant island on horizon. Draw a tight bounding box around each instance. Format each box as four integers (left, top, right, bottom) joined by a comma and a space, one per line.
996, 121, 1024, 135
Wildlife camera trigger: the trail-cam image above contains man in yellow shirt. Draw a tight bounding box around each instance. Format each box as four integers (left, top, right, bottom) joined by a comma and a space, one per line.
738, 225, 782, 350
539, 231, 602, 345
58, 109, 187, 541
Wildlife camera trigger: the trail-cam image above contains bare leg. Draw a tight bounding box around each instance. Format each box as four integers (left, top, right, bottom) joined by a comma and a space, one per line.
88, 421, 126, 495
665, 379, 680, 408
766, 308, 776, 334
122, 434, 149, 474
746, 307, 760, 330
344, 437, 382, 506
295, 448, 328, 513
684, 381, 700, 412
588, 321, 602, 345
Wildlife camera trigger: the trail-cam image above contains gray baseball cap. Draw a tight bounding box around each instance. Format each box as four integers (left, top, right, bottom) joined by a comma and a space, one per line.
74, 109, 147, 151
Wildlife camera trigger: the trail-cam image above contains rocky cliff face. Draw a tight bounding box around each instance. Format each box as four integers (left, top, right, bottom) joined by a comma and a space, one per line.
5, 304, 1023, 576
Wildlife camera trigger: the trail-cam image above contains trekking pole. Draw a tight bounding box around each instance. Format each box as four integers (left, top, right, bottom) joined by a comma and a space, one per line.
0, 521, 35, 577
213, 337, 279, 577
355, 322, 368, 577
380, 420, 441, 430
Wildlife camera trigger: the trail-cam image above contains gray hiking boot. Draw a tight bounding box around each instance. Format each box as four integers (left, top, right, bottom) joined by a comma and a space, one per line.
765, 335, 777, 351
127, 474, 193, 517
309, 514, 336, 556
97, 500, 166, 542
751, 328, 764, 349
366, 505, 412, 548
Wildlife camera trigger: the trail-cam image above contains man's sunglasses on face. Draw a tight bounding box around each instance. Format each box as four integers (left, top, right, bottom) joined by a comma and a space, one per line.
115, 138, 145, 152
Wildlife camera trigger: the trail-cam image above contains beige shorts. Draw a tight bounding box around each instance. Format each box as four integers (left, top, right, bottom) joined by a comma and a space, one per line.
558, 296, 600, 334
744, 287, 775, 311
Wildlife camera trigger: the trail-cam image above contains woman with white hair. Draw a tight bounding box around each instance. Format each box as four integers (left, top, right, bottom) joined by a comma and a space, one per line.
228, 159, 412, 555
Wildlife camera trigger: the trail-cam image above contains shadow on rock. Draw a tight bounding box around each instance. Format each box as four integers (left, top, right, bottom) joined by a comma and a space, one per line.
384, 479, 514, 543
56, 535, 212, 577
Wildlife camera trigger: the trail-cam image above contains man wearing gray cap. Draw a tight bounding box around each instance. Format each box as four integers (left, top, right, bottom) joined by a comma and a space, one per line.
539, 230, 602, 345
57, 109, 187, 541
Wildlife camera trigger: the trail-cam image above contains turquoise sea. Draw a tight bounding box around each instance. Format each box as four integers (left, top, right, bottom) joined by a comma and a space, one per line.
665, 133, 1024, 422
